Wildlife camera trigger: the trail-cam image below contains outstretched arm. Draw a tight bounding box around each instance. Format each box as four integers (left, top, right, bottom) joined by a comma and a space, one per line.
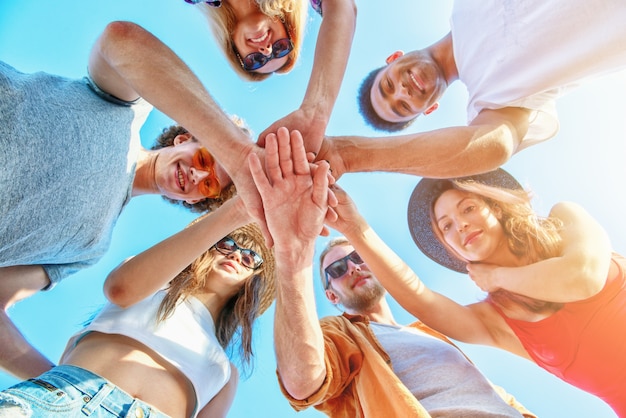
104, 197, 250, 308
319, 106, 530, 179
89, 21, 267, 237
325, 185, 528, 357
467, 201, 612, 302
257, 0, 357, 154
249, 127, 334, 400
0, 266, 56, 379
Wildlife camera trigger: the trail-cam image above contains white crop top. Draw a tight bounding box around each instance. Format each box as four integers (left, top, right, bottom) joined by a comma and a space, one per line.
74, 290, 230, 416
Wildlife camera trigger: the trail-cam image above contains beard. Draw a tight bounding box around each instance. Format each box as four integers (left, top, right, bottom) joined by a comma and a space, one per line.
339, 278, 387, 313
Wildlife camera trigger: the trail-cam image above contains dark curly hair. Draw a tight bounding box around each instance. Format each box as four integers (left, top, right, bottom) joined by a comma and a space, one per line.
357, 66, 417, 133
151, 125, 237, 213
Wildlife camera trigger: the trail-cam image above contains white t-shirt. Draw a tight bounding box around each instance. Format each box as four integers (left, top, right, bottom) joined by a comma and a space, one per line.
451, 0, 626, 150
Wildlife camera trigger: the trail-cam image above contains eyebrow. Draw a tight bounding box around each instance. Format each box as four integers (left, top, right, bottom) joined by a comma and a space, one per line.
378, 76, 410, 118
436, 197, 471, 223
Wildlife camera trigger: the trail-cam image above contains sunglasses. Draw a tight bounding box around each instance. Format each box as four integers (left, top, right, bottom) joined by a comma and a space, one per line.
191, 147, 221, 198
184, 0, 222, 6
237, 37, 293, 72
323, 251, 364, 290
214, 237, 264, 270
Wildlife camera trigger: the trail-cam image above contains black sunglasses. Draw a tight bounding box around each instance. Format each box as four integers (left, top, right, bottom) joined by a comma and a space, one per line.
213, 237, 263, 270
324, 251, 364, 289
237, 37, 293, 72
184, 0, 222, 7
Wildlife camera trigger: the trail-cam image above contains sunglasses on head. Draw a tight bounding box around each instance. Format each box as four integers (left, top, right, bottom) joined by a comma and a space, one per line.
184, 0, 222, 7
191, 147, 221, 198
237, 37, 293, 72
214, 237, 264, 270
323, 250, 364, 290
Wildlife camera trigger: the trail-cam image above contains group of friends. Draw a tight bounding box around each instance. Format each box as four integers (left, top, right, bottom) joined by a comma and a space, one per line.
1, 0, 625, 417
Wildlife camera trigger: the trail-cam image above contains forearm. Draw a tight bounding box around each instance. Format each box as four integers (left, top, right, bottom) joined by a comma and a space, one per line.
104, 198, 249, 307
93, 21, 253, 170
273, 246, 326, 400
0, 310, 55, 379
334, 126, 514, 178
300, 0, 356, 122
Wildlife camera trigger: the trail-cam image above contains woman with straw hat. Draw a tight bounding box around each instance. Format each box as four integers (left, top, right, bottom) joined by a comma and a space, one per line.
0, 196, 275, 418
323, 170, 626, 417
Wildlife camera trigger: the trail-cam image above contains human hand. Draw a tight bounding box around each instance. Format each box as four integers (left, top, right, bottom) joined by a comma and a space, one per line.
466, 263, 501, 293
249, 127, 336, 250
315, 135, 346, 181
324, 184, 365, 237
256, 108, 327, 156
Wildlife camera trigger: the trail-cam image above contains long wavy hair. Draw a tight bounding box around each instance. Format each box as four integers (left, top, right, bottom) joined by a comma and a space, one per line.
157, 222, 276, 374
430, 180, 564, 313
199, 0, 307, 81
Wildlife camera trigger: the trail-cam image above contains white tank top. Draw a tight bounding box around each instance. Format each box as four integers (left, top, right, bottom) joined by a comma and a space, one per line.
74, 290, 230, 416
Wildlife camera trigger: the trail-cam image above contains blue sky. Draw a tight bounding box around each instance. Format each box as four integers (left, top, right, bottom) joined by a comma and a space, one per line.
1, 1, 625, 417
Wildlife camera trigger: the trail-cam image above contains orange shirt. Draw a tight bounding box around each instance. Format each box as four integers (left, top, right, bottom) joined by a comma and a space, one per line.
277, 313, 535, 418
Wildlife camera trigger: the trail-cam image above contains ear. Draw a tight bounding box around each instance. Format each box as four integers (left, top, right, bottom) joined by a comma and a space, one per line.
173, 132, 194, 146
185, 198, 204, 205
325, 288, 340, 305
424, 102, 439, 115
385, 50, 404, 65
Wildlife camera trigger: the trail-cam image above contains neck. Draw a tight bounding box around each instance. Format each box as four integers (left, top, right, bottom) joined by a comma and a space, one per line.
131, 148, 159, 196
429, 32, 458, 85
193, 290, 233, 324
347, 297, 398, 326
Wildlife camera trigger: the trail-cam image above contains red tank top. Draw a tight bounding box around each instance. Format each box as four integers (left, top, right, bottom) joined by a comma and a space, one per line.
491, 253, 626, 416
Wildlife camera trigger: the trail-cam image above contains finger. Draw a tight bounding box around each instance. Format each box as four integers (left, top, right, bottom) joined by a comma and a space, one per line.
327, 187, 338, 208
311, 160, 330, 208
306, 151, 317, 163
248, 153, 271, 196
263, 133, 282, 182
289, 130, 309, 176
325, 206, 338, 224
319, 225, 330, 237
276, 127, 293, 176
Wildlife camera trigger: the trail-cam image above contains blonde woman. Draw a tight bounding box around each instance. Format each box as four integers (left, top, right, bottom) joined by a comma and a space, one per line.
324, 169, 626, 416
193, 0, 356, 155
0, 197, 275, 418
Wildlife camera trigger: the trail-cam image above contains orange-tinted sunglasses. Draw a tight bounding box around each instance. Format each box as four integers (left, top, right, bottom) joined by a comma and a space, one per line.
191, 147, 221, 198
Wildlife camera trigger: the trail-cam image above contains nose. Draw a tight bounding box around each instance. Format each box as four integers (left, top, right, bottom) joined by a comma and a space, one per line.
456, 219, 469, 233
346, 260, 362, 275
257, 41, 273, 56
227, 249, 242, 264
189, 167, 210, 184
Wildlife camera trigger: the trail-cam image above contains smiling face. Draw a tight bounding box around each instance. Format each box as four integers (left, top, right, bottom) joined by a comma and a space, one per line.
433, 189, 509, 264
321, 244, 385, 312
153, 134, 231, 204
370, 50, 447, 123
231, 7, 290, 74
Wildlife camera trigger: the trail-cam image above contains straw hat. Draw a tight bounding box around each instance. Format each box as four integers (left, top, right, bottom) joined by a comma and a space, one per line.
406, 169, 522, 273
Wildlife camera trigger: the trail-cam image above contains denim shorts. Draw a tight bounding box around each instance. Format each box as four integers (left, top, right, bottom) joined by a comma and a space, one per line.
0, 365, 171, 417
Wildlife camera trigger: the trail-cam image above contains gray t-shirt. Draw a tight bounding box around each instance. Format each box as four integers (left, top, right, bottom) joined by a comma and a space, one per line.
370, 322, 522, 417
0, 61, 151, 287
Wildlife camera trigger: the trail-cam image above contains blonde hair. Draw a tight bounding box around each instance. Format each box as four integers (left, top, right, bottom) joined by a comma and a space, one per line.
199, 0, 308, 81
430, 180, 564, 313
158, 221, 276, 374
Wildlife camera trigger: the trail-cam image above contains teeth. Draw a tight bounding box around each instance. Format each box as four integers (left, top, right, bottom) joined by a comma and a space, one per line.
178, 167, 184, 190
410, 73, 422, 91
250, 31, 269, 43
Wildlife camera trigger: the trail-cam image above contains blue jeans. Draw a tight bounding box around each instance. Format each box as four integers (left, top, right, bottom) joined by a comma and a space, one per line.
0, 365, 171, 417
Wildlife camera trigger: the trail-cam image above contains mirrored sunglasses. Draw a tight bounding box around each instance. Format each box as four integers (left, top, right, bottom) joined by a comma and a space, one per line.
239, 37, 293, 72
324, 251, 364, 289
214, 237, 263, 270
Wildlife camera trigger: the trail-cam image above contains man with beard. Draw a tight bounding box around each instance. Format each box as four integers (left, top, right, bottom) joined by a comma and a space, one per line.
248, 128, 534, 417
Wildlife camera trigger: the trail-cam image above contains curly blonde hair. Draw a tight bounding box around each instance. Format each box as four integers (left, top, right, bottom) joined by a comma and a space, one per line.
199, 0, 308, 81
